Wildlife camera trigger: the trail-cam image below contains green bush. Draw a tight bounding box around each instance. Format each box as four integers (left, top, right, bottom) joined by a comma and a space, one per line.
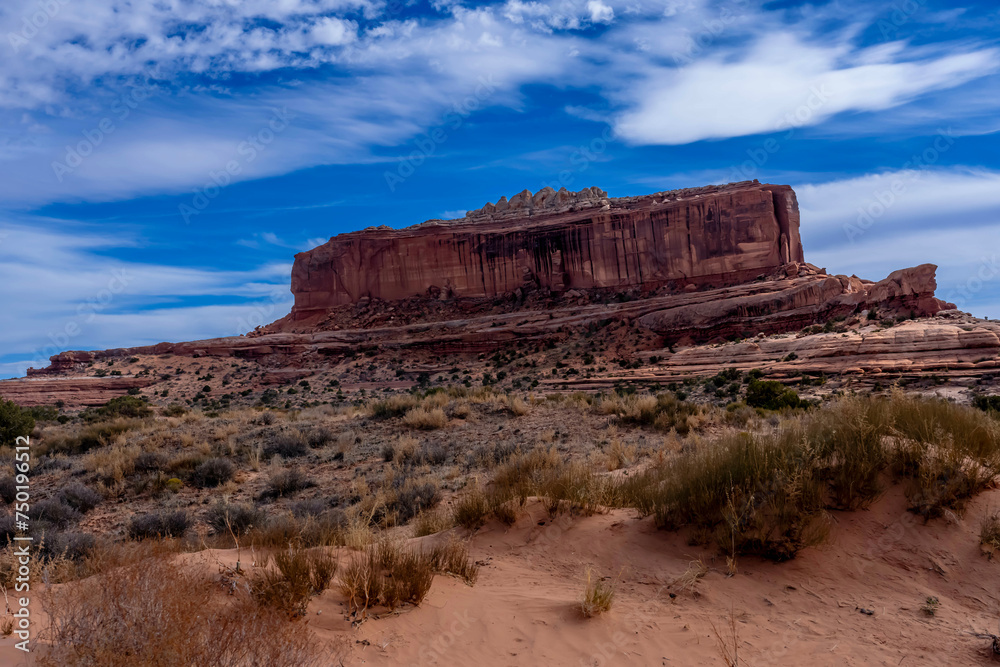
82, 395, 152, 422
0, 398, 35, 444
745, 379, 808, 411
973, 394, 1000, 414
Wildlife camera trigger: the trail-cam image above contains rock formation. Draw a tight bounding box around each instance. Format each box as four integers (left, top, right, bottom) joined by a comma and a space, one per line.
289, 180, 805, 319
3, 180, 993, 408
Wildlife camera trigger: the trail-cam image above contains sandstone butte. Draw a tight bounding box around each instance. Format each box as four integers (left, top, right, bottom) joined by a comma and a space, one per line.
2, 180, 998, 407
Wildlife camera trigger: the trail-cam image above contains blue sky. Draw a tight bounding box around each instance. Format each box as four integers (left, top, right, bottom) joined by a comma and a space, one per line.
1, 0, 999, 378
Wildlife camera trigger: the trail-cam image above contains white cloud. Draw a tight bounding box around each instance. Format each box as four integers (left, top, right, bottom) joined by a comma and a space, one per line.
311, 17, 359, 45
612, 33, 1000, 145
587, 1, 614, 24
0, 221, 293, 369
0, 0, 996, 208
796, 168, 1000, 318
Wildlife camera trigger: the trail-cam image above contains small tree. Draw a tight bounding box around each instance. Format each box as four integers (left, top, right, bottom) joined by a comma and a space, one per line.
0, 398, 35, 444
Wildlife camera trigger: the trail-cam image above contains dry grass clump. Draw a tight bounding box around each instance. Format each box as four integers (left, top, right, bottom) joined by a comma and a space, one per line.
981, 512, 1000, 560
423, 537, 479, 584
413, 508, 454, 537
453, 447, 613, 529
251, 545, 338, 616
339, 538, 478, 618
612, 393, 1000, 561
581, 567, 614, 617
596, 392, 701, 435
619, 430, 826, 561
369, 393, 421, 419
41, 418, 146, 456
247, 509, 346, 549
39, 556, 325, 667
506, 395, 530, 416
884, 393, 1000, 519
402, 406, 448, 430
85, 441, 141, 486
339, 540, 435, 617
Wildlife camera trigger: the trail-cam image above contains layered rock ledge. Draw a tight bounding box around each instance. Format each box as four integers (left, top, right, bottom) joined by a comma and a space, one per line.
289, 180, 805, 319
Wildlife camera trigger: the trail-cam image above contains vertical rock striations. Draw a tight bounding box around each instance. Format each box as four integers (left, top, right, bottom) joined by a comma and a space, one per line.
290, 181, 805, 319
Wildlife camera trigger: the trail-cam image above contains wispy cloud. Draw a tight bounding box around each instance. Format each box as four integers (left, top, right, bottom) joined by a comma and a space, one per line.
0, 220, 292, 376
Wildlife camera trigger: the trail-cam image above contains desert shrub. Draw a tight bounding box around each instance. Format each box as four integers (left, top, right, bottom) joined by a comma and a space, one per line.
0, 477, 16, 504
127, 511, 190, 540
246, 510, 346, 550
596, 392, 700, 434
306, 426, 335, 448
745, 379, 808, 411
261, 468, 315, 499
44, 419, 144, 455
57, 483, 103, 513
981, 512, 1000, 559
264, 431, 309, 459
422, 538, 478, 584
885, 393, 1000, 519
162, 403, 187, 417
385, 479, 441, 525
30, 499, 82, 529
40, 531, 97, 561
413, 508, 454, 537
0, 515, 18, 546
506, 395, 530, 416
251, 546, 338, 616
0, 398, 35, 444
83, 395, 153, 422
973, 394, 1000, 414
133, 451, 165, 474
581, 568, 614, 617
402, 407, 448, 430
805, 397, 890, 509
191, 457, 235, 488
38, 556, 325, 667
369, 394, 420, 419
206, 502, 266, 537
339, 541, 435, 616
619, 430, 826, 561
453, 485, 492, 530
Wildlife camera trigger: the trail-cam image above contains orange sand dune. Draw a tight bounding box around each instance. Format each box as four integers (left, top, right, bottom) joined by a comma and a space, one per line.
2, 486, 998, 666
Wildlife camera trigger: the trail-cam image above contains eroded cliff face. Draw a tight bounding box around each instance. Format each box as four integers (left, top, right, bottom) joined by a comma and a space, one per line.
290, 181, 805, 319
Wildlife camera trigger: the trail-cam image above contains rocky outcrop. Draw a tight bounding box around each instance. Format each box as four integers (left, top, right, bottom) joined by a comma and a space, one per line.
638, 263, 951, 342
289, 180, 806, 319
4, 181, 982, 408
0, 376, 158, 407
